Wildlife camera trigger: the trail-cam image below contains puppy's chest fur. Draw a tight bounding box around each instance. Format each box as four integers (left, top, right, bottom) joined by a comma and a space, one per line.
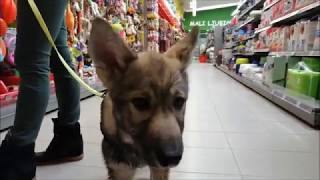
100, 96, 146, 168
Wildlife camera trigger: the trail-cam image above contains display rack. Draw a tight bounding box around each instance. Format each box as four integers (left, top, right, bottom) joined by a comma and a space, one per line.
255, 1, 320, 35
0, 78, 105, 132
219, 0, 320, 127
217, 65, 320, 127
238, 0, 265, 20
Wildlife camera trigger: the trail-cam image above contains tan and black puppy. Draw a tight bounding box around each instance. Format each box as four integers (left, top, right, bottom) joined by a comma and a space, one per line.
88, 18, 199, 180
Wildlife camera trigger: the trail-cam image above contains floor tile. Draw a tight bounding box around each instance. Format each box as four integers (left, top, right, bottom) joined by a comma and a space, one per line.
184, 118, 223, 132
37, 164, 107, 180
242, 175, 319, 180
174, 147, 240, 175
135, 168, 242, 180
226, 132, 319, 153
234, 149, 320, 179
81, 127, 103, 144
183, 132, 229, 149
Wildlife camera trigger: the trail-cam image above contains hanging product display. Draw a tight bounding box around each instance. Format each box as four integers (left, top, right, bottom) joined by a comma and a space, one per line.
0, 0, 17, 25
146, 0, 159, 51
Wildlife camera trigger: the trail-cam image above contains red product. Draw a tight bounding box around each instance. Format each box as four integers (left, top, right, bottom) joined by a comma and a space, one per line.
0, 75, 20, 86
0, 0, 17, 24
0, 18, 8, 36
199, 54, 208, 63
0, 80, 8, 94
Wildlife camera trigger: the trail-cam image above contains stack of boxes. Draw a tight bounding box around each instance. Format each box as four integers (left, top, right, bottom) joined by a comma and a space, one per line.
256, 17, 320, 52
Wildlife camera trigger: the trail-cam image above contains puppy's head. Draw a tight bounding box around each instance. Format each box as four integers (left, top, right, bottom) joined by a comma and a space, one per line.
89, 18, 198, 167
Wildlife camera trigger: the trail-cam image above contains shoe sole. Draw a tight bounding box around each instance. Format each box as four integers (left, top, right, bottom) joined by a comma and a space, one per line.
36, 154, 84, 166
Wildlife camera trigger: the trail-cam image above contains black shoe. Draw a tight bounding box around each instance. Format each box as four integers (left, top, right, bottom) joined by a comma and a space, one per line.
0, 139, 36, 180
35, 118, 84, 165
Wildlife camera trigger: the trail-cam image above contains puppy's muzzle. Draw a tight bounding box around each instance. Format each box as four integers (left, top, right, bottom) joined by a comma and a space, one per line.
155, 138, 183, 167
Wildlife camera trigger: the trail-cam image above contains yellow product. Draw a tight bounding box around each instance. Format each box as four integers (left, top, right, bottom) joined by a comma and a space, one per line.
127, 35, 136, 43
236, 58, 249, 64
111, 23, 123, 32
147, 12, 158, 20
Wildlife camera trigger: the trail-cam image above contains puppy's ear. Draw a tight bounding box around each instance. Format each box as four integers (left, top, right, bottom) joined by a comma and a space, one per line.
165, 26, 199, 70
88, 18, 137, 88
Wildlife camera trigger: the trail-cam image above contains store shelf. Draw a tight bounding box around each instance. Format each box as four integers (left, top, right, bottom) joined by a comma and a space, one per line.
271, 1, 320, 25
238, 0, 265, 20
244, 35, 256, 41
234, 52, 255, 56
224, 42, 237, 49
216, 65, 320, 128
236, 17, 255, 29
238, 0, 249, 10
254, 2, 320, 35
0, 78, 106, 132
263, 0, 280, 11
270, 51, 320, 57
254, 25, 271, 34
254, 48, 270, 53
295, 51, 320, 57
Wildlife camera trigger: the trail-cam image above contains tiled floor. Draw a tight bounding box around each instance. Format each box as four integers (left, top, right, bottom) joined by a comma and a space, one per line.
1, 63, 319, 180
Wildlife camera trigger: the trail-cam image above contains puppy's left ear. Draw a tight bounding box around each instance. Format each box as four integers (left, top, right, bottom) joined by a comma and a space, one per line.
165, 26, 199, 69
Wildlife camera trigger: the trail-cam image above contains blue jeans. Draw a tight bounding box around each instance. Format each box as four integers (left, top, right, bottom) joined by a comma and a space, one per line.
7, 0, 80, 145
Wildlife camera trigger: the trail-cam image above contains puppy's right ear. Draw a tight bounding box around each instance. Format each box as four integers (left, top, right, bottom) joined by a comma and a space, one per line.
88, 18, 137, 88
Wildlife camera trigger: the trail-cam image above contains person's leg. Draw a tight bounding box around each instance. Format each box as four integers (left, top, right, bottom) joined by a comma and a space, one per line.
8, 0, 69, 146
51, 21, 80, 126
36, 20, 83, 165
0, 0, 69, 179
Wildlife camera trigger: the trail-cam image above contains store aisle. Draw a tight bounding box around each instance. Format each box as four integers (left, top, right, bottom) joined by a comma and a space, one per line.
6, 63, 318, 180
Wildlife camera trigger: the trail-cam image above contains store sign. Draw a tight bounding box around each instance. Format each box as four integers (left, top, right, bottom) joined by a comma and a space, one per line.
183, 6, 236, 31
189, 20, 230, 27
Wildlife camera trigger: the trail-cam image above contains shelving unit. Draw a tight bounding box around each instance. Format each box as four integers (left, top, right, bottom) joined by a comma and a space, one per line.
219, 0, 320, 127
271, 1, 320, 25
217, 65, 320, 127
0, 78, 105, 132
238, 0, 265, 20
255, 1, 320, 35
237, 17, 256, 29
262, 0, 280, 11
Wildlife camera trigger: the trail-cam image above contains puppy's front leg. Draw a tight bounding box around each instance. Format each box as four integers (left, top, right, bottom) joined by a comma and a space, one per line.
150, 167, 169, 180
107, 163, 136, 180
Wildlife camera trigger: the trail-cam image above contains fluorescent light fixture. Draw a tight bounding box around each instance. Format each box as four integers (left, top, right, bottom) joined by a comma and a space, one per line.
186, 2, 239, 12
192, 0, 197, 16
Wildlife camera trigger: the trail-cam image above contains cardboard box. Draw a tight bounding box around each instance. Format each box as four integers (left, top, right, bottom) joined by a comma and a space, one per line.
300, 20, 318, 51
263, 56, 288, 86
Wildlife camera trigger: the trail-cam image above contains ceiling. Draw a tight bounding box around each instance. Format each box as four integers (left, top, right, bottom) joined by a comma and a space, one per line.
184, 0, 239, 11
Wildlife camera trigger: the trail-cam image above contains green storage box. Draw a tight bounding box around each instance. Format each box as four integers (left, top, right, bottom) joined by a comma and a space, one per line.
286, 69, 320, 99
302, 57, 320, 72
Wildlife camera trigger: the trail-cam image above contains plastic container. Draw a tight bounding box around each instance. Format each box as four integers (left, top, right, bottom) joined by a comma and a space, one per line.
286, 69, 320, 99
302, 57, 320, 72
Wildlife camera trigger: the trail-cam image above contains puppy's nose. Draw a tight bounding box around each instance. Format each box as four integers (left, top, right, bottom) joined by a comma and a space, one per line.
156, 139, 183, 167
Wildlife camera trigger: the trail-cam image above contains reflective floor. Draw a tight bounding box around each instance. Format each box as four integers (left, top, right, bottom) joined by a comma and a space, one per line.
3, 63, 319, 180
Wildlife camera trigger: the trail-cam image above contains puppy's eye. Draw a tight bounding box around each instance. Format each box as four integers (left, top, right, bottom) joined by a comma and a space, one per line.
132, 97, 151, 111
173, 97, 186, 110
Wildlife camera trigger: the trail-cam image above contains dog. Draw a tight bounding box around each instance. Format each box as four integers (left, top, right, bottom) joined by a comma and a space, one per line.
88, 17, 199, 180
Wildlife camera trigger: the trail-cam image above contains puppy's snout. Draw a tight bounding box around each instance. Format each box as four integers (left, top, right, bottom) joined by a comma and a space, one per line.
156, 138, 183, 167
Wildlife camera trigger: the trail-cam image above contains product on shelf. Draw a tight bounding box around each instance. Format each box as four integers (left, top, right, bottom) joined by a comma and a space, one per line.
0, 18, 8, 36
286, 58, 320, 99
0, 0, 17, 25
